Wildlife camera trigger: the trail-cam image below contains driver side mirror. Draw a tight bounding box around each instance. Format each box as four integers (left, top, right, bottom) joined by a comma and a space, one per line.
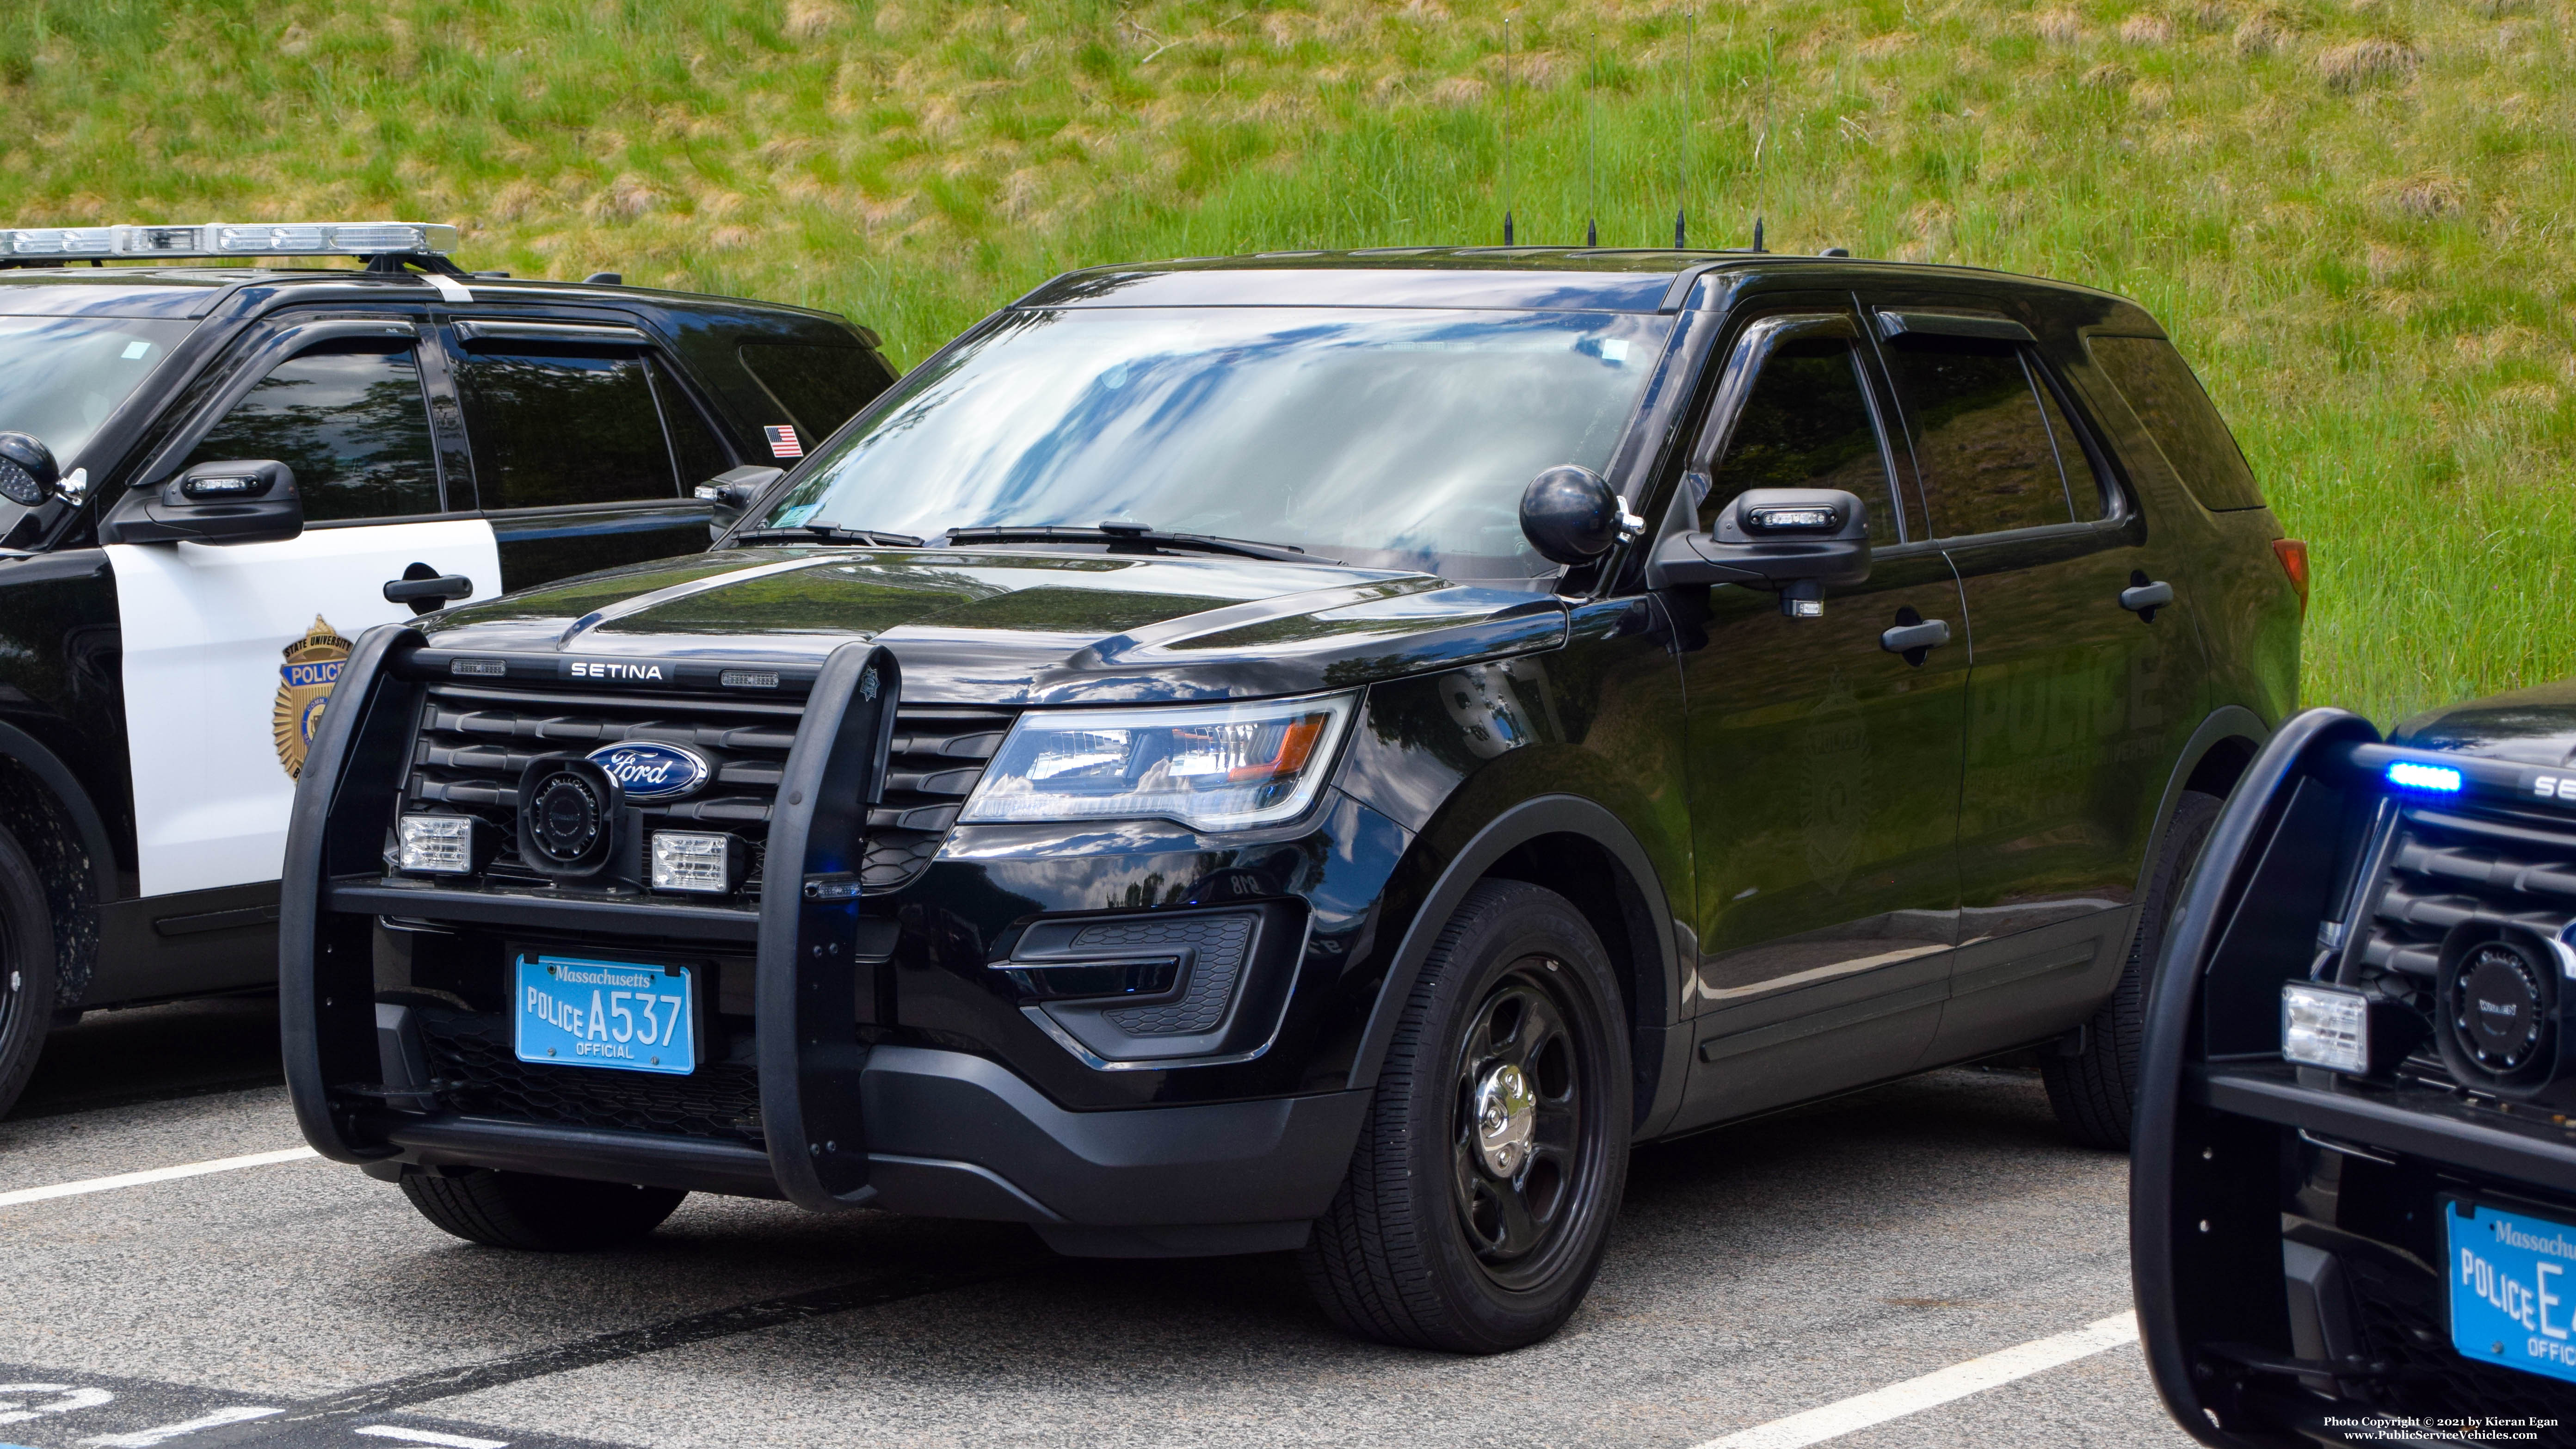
695, 464, 785, 542
98, 460, 304, 546
1646, 487, 1871, 616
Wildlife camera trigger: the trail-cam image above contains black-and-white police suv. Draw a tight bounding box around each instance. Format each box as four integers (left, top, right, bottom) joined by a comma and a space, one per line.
2136, 694, 2576, 1443
284, 248, 2302, 1352
0, 221, 894, 1116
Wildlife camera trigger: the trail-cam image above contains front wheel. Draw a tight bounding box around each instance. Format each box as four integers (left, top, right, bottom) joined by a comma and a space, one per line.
399, 1168, 685, 1251
1299, 879, 1630, 1353
0, 823, 59, 1121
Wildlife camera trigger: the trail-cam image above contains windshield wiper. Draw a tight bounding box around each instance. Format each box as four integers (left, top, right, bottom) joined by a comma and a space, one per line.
940, 522, 1335, 566
731, 523, 923, 547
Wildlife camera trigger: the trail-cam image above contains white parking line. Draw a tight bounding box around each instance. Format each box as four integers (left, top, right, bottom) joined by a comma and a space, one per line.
1689, 1311, 2141, 1449
357, 1427, 511, 1448
0, 1147, 318, 1210
80, 1406, 282, 1446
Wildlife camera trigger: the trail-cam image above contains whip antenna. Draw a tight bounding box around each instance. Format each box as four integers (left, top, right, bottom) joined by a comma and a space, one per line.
1752, 25, 1774, 251
1585, 29, 1599, 247
1502, 14, 1515, 246
1675, 7, 1694, 248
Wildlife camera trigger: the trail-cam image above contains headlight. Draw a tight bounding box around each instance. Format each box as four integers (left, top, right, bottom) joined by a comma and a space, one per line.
960, 692, 1356, 832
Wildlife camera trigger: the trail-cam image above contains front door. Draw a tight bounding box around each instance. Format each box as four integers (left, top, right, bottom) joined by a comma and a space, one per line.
108, 322, 502, 900
1861, 304, 2212, 1059
1671, 306, 1971, 1130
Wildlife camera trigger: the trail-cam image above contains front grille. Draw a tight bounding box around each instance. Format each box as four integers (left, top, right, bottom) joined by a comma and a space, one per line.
2359, 807, 2576, 982
401, 683, 1009, 894
418, 1008, 766, 1145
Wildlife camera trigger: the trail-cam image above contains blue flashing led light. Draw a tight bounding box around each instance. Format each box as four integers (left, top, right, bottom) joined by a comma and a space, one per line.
2387, 760, 2464, 793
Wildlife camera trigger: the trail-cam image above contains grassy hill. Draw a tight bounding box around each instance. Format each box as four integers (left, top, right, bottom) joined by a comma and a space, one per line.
5, 0, 2572, 724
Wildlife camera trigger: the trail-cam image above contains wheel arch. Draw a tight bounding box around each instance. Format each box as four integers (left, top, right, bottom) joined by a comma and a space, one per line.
2133, 706, 2269, 909
1350, 795, 1684, 1134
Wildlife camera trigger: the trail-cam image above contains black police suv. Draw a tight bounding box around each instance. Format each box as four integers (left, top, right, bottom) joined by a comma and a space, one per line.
2136, 694, 2576, 1443
283, 248, 2301, 1352
0, 222, 894, 1118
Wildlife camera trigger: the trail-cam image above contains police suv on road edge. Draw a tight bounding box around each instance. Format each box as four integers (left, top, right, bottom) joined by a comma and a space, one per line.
0, 221, 894, 1116
283, 248, 2302, 1352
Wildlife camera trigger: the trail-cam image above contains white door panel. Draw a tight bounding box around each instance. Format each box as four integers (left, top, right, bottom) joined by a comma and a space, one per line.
111, 520, 501, 897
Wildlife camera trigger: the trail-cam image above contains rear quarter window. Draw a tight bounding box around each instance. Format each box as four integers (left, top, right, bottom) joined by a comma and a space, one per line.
738, 343, 885, 441
2086, 335, 2265, 512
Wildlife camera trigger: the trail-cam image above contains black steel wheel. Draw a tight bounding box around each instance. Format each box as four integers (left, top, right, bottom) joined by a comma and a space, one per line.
0, 823, 57, 1121
1301, 879, 1629, 1353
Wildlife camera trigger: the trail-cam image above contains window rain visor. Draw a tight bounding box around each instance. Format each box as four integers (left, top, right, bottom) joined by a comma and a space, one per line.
0, 316, 194, 465
754, 307, 1673, 579
960, 693, 1356, 832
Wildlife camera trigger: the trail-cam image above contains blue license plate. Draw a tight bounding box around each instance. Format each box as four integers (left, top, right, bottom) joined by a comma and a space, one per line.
2446, 1196, 2576, 1385
514, 954, 696, 1076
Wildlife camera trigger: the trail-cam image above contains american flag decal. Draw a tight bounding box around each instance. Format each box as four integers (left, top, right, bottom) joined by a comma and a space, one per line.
764, 424, 802, 459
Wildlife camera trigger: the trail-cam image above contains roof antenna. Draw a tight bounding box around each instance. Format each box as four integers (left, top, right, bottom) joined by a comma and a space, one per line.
1502, 14, 1515, 246
1675, 7, 1695, 249
1585, 30, 1600, 247
1751, 26, 1774, 252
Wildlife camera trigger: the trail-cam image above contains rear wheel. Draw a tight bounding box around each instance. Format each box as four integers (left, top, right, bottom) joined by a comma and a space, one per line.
0, 824, 58, 1121
2044, 789, 2224, 1150
1299, 879, 1629, 1353
398, 1168, 685, 1250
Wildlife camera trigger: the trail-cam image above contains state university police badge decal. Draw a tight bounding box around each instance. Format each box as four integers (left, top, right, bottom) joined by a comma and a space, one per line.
272, 615, 351, 779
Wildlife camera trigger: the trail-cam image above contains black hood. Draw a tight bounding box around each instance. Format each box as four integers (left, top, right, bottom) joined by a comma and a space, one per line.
2392, 678, 2576, 768
423, 546, 1569, 704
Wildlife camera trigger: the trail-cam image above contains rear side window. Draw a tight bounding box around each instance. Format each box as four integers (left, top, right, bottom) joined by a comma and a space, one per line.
1707, 338, 1901, 547
739, 343, 883, 441
1881, 336, 2077, 536
456, 348, 677, 510
2086, 336, 2263, 512
184, 341, 439, 523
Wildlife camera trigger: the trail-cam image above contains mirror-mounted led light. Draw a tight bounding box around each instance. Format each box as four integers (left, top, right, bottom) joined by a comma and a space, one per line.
650, 831, 742, 894
0, 222, 458, 262
961, 692, 1356, 833
1746, 506, 1837, 532
396, 814, 479, 875
2283, 982, 2370, 1073
2387, 760, 2463, 793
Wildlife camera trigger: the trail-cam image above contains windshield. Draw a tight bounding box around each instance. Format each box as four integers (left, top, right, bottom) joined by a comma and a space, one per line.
0, 316, 195, 464
753, 306, 1674, 578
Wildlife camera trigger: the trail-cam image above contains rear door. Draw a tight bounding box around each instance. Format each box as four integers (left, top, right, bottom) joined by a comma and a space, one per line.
1858, 301, 2210, 1061
440, 317, 733, 587
106, 313, 503, 900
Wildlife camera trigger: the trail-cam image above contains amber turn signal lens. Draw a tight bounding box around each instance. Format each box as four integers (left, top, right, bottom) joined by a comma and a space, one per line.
2272, 538, 2309, 616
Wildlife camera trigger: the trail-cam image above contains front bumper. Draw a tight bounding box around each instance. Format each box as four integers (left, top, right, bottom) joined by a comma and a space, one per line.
362, 1043, 1369, 1258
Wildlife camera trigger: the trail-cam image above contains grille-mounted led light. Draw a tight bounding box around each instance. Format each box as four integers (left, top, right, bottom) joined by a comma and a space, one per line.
2386, 760, 2462, 793
396, 814, 479, 875
2, 222, 458, 261
2283, 982, 2371, 1073
650, 831, 742, 894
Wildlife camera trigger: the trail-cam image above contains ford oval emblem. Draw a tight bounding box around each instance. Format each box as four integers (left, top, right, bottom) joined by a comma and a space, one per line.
585, 742, 709, 801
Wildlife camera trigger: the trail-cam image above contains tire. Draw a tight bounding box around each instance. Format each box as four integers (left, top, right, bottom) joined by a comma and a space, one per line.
2044, 789, 2225, 1151
1299, 879, 1631, 1353
399, 1169, 685, 1250
0, 823, 59, 1121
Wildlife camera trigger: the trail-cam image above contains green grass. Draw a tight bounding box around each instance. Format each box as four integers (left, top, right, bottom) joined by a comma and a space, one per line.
5, 0, 2573, 724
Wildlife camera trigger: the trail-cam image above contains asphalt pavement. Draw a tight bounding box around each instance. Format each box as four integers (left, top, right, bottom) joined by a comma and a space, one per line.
0, 996, 2199, 1449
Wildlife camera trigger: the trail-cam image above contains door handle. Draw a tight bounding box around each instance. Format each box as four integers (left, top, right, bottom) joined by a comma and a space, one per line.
2120, 574, 2174, 622
385, 562, 473, 616
1879, 613, 1951, 666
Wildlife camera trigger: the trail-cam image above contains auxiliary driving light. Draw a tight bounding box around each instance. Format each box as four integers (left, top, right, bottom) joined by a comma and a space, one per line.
396, 814, 479, 875
650, 831, 742, 894
2282, 982, 2371, 1073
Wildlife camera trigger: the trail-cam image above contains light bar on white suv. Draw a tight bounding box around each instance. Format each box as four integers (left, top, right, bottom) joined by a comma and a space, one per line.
0, 222, 458, 260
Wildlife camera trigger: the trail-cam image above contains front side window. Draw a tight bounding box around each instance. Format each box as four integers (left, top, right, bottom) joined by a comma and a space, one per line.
1705, 338, 1901, 546
754, 306, 1675, 579
1882, 336, 2078, 537
182, 341, 439, 523
456, 348, 678, 510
